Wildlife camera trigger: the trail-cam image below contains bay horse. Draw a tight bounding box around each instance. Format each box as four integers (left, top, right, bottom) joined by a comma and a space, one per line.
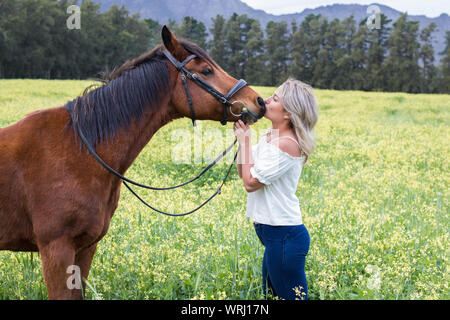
0, 26, 265, 299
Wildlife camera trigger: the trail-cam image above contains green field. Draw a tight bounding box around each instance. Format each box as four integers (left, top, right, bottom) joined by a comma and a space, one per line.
0, 79, 448, 300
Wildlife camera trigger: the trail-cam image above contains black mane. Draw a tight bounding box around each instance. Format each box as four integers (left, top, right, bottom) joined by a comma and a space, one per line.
64, 40, 216, 150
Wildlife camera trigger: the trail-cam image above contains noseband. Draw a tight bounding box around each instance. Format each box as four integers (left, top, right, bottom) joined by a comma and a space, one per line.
162, 49, 250, 126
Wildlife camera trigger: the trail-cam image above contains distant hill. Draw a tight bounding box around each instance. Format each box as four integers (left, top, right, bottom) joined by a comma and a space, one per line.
91, 0, 450, 63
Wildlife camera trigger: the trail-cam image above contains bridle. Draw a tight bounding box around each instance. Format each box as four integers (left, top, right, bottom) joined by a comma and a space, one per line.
162, 49, 264, 126
75, 48, 265, 217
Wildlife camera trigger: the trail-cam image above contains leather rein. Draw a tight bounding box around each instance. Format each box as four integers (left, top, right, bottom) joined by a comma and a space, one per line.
76, 49, 256, 217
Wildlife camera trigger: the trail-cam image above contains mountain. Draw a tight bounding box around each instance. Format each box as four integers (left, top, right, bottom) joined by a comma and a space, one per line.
91, 0, 450, 63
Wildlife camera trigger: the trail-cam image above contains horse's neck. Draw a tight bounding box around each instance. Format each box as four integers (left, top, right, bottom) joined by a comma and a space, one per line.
96, 98, 182, 175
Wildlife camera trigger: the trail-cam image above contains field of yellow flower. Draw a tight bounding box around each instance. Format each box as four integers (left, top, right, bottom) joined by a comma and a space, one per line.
0, 79, 448, 300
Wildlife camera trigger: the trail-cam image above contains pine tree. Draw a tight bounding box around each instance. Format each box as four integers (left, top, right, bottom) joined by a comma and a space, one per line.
48, 0, 80, 79
363, 14, 391, 91
349, 21, 369, 90
265, 21, 290, 86
311, 17, 331, 88
290, 14, 323, 85
419, 22, 438, 92
177, 16, 208, 48
330, 15, 369, 90
244, 19, 265, 85
167, 18, 179, 33
331, 17, 352, 89
384, 13, 421, 93
101, 4, 150, 75
223, 13, 246, 79
144, 18, 162, 49
209, 15, 226, 67
76, 0, 110, 78
7, 0, 60, 78
439, 31, 450, 93
0, 0, 18, 77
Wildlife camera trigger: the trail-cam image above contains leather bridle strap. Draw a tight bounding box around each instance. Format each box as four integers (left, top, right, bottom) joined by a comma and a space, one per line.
181, 73, 196, 127
164, 51, 198, 126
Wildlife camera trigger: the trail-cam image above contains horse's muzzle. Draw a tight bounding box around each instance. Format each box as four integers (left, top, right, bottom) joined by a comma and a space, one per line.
241, 98, 266, 124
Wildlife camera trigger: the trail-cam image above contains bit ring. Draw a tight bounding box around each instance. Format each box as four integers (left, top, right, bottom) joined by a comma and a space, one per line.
230, 100, 246, 117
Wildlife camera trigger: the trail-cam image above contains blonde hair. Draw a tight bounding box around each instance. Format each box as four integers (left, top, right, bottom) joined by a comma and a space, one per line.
275, 78, 319, 165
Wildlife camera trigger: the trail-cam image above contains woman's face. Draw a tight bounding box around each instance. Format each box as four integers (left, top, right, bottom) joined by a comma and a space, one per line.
264, 93, 289, 123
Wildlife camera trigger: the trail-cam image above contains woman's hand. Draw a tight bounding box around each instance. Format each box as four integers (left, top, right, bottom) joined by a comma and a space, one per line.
233, 120, 251, 144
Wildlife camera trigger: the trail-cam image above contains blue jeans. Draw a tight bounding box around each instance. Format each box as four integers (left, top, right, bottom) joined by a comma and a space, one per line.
254, 223, 310, 300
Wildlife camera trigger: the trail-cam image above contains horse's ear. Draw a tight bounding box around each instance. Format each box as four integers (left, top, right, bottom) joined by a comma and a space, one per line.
162, 25, 186, 60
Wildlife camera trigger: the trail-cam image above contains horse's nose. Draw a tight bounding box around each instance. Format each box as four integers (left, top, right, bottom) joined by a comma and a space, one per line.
257, 96, 265, 108
256, 96, 266, 116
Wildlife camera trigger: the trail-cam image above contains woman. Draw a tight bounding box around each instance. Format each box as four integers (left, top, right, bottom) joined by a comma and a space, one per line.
234, 78, 318, 300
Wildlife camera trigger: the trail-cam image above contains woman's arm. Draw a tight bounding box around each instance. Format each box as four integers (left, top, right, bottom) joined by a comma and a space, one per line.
239, 137, 265, 192
234, 120, 265, 192
236, 150, 243, 178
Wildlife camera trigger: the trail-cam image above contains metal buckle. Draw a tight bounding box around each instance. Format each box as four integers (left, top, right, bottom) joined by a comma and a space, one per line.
219, 96, 228, 104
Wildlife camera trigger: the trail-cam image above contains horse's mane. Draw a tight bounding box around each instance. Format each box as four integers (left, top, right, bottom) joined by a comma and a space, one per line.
64, 40, 217, 150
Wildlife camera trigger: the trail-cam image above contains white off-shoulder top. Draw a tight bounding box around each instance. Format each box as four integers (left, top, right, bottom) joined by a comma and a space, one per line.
245, 129, 304, 226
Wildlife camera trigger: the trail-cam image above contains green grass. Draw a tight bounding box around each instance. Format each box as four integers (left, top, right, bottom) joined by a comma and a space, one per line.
0, 80, 448, 300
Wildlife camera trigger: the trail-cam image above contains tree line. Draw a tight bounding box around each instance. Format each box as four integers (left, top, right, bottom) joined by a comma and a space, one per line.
0, 0, 449, 93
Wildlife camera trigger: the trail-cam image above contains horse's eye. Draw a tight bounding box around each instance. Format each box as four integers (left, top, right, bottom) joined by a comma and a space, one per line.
201, 68, 213, 76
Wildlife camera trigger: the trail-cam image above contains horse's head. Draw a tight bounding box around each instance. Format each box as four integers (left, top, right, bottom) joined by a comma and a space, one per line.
162, 26, 265, 126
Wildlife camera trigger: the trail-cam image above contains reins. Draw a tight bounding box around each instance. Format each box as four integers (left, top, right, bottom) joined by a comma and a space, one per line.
78, 127, 239, 216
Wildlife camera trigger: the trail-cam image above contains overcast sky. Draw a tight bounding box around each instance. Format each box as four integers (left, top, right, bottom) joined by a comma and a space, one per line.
241, 0, 450, 18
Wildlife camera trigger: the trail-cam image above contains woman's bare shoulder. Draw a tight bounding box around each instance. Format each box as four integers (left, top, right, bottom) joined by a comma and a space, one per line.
277, 138, 301, 158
